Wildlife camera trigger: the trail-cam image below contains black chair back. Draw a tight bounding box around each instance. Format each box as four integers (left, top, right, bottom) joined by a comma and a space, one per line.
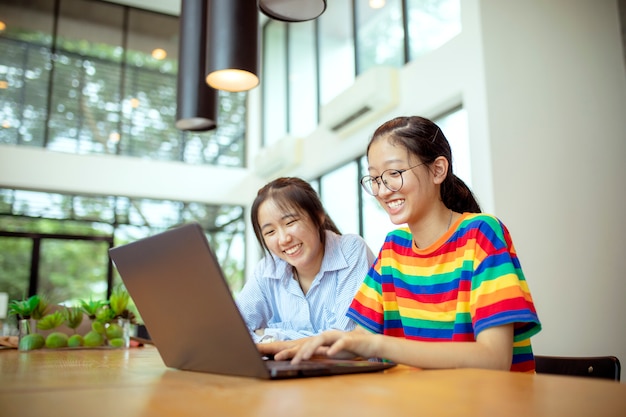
534, 355, 621, 381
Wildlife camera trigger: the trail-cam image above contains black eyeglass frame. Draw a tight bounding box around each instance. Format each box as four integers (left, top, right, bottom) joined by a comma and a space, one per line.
360, 162, 427, 196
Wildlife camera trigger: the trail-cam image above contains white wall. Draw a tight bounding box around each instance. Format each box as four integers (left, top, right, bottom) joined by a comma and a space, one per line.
0, 145, 262, 206
1, 0, 625, 375
478, 0, 626, 368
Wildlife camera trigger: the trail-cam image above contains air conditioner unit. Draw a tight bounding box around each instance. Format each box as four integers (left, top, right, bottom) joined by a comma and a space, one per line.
320, 66, 400, 137
253, 136, 303, 180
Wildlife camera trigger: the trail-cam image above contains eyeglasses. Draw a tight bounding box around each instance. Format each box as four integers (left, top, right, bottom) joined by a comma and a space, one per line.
360, 163, 427, 196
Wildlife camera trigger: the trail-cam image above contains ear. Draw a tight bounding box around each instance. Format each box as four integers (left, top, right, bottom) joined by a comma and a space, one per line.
431, 156, 449, 185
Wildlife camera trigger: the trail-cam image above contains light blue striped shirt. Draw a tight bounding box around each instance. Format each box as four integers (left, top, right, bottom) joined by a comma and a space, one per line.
235, 231, 375, 342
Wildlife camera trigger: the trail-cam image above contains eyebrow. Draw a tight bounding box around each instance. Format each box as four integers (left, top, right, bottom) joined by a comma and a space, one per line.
368, 158, 407, 172
260, 212, 299, 232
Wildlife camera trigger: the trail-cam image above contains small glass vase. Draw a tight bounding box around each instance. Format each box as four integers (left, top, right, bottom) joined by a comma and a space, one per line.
17, 318, 31, 351
117, 318, 131, 349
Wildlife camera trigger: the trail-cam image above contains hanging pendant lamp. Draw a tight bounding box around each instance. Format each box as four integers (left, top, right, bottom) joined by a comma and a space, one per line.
259, 0, 327, 22
205, 0, 259, 92
176, 0, 218, 131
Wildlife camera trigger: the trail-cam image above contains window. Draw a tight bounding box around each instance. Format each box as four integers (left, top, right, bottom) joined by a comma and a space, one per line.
406, 0, 461, 61
319, 162, 360, 236
436, 107, 471, 186
0, 0, 249, 310
355, 0, 405, 74
318, 1, 355, 106
261, 0, 461, 144
0, 0, 246, 167
262, 21, 288, 146
0, 188, 246, 305
288, 20, 318, 138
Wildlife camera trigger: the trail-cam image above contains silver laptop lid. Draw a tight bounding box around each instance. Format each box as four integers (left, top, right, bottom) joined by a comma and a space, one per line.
109, 222, 271, 379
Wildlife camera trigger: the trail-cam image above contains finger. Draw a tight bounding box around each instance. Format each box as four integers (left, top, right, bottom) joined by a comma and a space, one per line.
274, 347, 297, 361
257, 344, 274, 354
290, 337, 326, 364
326, 338, 346, 357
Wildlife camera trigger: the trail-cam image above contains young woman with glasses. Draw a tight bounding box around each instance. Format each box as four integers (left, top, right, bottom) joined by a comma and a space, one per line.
236, 177, 375, 344
259, 116, 541, 372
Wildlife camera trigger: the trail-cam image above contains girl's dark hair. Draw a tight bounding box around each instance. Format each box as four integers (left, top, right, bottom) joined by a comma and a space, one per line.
251, 177, 341, 254
367, 116, 481, 213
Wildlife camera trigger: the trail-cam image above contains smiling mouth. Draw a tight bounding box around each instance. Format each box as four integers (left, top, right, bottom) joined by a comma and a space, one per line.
284, 243, 302, 255
387, 199, 404, 210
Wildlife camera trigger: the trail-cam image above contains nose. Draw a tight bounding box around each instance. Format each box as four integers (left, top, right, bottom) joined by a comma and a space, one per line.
277, 227, 292, 245
377, 182, 393, 198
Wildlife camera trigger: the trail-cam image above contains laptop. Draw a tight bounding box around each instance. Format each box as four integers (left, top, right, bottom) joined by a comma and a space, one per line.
109, 222, 396, 379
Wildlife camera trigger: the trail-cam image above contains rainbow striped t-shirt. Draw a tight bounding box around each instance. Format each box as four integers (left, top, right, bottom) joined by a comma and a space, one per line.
347, 213, 541, 372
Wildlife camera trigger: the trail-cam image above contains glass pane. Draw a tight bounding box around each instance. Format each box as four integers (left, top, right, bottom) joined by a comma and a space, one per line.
0, 0, 245, 168
360, 156, 398, 253
210, 228, 245, 293
436, 107, 471, 186
355, 0, 405, 74
120, 8, 180, 161
288, 21, 317, 138
209, 91, 247, 167
0, 0, 55, 147
39, 238, 111, 304
318, 0, 355, 105
126, 199, 182, 229
12, 190, 68, 219
407, 0, 461, 61
262, 21, 288, 146
181, 91, 247, 167
73, 195, 116, 223
320, 162, 359, 235
47, 0, 124, 154
0, 236, 31, 302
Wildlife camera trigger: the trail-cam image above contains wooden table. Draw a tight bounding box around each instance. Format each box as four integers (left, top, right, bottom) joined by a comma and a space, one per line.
1, 345, 625, 416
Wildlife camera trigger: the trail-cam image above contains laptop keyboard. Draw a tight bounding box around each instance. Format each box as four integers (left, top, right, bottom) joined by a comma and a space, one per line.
266, 360, 330, 371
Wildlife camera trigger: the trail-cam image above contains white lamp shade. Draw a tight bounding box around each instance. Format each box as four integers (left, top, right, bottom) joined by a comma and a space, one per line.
205, 69, 259, 93
259, 0, 327, 22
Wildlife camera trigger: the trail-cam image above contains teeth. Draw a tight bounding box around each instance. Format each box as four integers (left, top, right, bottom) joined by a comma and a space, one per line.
387, 200, 404, 209
284, 244, 301, 255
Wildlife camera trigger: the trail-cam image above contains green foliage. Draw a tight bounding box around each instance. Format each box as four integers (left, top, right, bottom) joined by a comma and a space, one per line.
36, 311, 66, 331
95, 305, 115, 323
108, 338, 124, 348
31, 294, 50, 320
8, 295, 41, 320
67, 334, 84, 347
63, 306, 84, 332
105, 323, 123, 340
18, 333, 46, 351
83, 330, 104, 347
80, 298, 107, 320
45, 332, 69, 348
91, 320, 106, 335
109, 285, 130, 317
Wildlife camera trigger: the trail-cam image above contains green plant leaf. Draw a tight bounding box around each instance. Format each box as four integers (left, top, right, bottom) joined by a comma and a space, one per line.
63, 306, 84, 330
8, 295, 41, 320
31, 294, 49, 320
79, 298, 107, 319
109, 285, 130, 317
36, 311, 66, 330
95, 305, 114, 323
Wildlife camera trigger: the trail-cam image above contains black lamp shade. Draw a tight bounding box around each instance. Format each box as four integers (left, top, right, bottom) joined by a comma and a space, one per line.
259, 0, 327, 22
205, 0, 259, 92
176, 0, 218, 131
